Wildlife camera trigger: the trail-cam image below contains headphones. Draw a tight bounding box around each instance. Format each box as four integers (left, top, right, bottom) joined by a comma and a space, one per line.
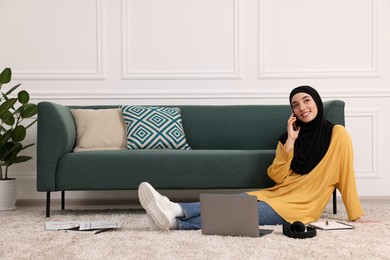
283, 221, 316, 239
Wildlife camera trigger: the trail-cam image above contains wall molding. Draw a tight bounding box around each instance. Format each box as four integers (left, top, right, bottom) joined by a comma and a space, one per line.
257, 0, 379, 79
120, 0, 240, 80
30, 88, 390, 101
12, 0, 104, 80
346, 109, 379, 179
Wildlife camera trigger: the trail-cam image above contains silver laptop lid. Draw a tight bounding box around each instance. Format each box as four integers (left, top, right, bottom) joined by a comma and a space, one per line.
200, 194, 259, 237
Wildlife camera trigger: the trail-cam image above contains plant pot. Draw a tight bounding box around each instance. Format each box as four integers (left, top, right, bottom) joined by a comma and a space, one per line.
0, 178, 17, 210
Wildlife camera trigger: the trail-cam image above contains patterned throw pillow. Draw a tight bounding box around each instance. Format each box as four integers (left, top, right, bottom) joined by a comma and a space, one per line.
121, 106, 191, 150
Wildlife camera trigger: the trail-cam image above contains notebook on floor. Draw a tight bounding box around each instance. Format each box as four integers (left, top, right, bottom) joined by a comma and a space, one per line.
200, 193, 273, 238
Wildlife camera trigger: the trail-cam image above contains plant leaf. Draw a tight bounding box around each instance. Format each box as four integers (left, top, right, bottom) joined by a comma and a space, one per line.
0, 130, 12, 146
18, 90, 30, 104
0, 142, 21, 162
0, 125, 7, 133
0, 98, 17, 115
0, 110, 15, 126
21, 143, 35, 151
4, 83, 21, 96
0, 68, 12, 84
25, 119, 37, 129
20, 103, 38, 118
12, 155, 32, 164
11, 125, 26, 142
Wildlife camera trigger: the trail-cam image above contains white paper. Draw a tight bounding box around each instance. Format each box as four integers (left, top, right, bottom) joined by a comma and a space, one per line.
45, 222, 80, 230
79, 221, 121, 231
45, 221, 121, 232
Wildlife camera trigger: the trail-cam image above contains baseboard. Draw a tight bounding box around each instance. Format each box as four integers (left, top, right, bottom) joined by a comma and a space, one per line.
16, 198, 142, 209
357, 196, 390, 204
16, 196, 390, 209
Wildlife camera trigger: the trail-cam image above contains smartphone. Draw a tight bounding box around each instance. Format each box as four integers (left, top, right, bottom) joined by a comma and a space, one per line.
292, 112, 298, 131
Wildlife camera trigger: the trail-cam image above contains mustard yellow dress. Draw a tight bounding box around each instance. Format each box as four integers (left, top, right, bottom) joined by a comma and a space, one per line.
247, 125, 364, 224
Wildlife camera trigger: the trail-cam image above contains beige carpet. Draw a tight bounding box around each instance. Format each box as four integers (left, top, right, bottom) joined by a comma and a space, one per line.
0, 205, 389, 259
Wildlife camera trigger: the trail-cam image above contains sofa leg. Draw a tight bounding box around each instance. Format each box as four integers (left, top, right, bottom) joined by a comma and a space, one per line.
333, 189, 337, 214
46, 192, 51, 218
61, 191, 65, 210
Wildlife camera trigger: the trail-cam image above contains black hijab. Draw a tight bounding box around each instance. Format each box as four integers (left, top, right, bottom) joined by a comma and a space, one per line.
279, 86, 334, 175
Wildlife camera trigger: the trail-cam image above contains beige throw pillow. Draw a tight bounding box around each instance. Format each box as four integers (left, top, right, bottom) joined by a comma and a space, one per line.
70, 108, 127, 152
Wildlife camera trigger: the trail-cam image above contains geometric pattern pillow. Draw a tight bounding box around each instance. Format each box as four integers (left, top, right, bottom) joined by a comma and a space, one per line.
120, 105, 191, 150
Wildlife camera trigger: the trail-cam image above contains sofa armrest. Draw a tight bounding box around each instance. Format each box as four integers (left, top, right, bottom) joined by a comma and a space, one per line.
37, 102, 76, 191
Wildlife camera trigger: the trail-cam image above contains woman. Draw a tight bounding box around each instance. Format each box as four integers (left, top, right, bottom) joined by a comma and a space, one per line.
138, 86, 365, 231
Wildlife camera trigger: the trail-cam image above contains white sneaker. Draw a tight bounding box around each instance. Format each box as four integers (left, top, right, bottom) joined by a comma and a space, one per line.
138, 182, 176, 230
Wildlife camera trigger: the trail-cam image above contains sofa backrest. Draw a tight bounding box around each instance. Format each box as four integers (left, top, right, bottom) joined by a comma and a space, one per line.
49, 100, 344, 151
180, 100, 345, 150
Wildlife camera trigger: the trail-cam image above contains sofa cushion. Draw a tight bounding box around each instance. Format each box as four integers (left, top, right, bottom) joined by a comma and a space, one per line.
121, 106, 191, 150
55, 149, 276, 190
70, 108, 127, 152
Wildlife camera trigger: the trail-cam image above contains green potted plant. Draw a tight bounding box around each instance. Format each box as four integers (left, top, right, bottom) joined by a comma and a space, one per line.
0, 68, 37, 210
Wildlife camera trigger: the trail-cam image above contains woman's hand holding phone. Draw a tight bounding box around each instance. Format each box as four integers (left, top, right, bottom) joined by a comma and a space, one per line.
284, 113, 300, 153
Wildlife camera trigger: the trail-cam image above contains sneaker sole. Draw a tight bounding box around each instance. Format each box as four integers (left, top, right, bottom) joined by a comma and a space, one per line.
146, 214, 158, 231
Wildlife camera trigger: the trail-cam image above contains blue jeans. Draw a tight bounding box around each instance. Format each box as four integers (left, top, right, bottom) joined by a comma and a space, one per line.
177, 200, 284, 230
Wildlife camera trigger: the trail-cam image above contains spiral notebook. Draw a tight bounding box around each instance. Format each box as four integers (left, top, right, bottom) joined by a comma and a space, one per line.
309, 220, 354, 230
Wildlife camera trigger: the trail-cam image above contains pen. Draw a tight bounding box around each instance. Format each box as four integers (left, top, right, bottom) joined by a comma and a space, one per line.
336, 221, 355, 229
95, 228, 112, 234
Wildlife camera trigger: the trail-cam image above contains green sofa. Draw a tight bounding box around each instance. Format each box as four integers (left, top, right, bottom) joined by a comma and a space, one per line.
37, 101, 345, 217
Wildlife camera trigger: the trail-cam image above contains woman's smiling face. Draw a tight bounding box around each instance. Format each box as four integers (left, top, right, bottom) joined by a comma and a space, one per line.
291, 92, 318, 123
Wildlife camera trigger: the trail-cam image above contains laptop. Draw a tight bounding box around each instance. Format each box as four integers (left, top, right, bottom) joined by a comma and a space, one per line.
200, 193, 273, 237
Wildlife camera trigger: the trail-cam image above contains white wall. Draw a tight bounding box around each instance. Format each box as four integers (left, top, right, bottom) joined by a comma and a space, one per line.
1, 0, 389, 200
